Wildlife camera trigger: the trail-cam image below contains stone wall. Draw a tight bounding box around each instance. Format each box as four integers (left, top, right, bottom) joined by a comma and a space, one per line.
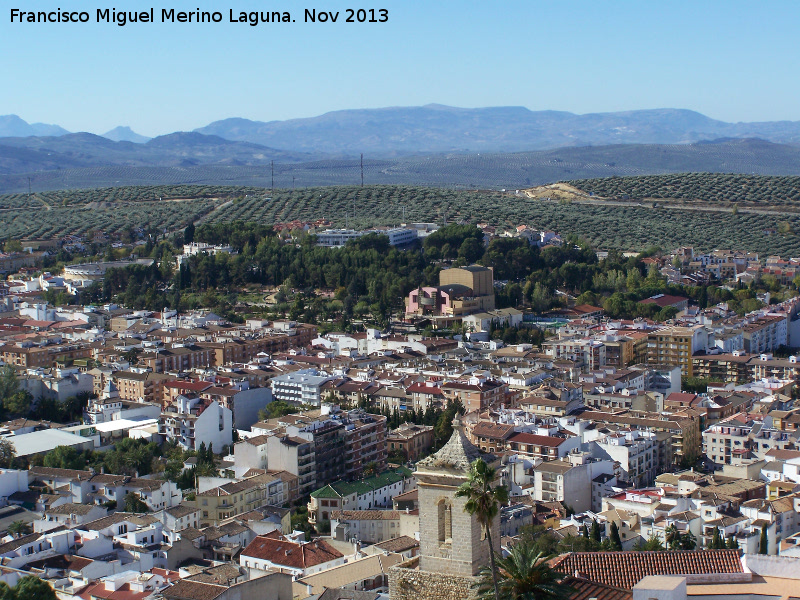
389, 559, 479, 600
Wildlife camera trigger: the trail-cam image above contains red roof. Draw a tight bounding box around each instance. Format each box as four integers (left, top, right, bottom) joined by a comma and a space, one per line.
666, 392, 699, 405
638, 294, 688, 308
164, 380, 213, 392
550, 549, 743, 590
508, 432, 566, 447
241, 534, 343, 570
406, 383, 445, 396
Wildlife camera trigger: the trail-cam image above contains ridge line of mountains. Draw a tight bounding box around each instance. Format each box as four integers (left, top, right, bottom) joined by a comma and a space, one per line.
2, 105, 800, 193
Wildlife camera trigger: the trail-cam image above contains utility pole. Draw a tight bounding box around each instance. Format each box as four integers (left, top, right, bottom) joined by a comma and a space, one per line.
271, 161, 274, 191
360, 153, 364, 187
292, 176, 295, 190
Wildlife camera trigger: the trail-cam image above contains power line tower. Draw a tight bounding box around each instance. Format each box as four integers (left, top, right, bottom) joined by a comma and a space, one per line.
271, 161, 274, 191
360, 153, 364, 187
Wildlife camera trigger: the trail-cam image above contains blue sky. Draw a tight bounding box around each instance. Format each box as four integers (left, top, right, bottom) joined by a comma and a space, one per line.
2, 0, 799, 136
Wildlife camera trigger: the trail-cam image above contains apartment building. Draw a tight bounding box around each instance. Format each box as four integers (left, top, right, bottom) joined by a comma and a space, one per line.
441, 377, 507, 412
0, 342, 94, 369
468, 422, 516, 454
742, 314, 788, 354
194, 472, 294, 527
139, 343, 214, 373
577, 409, 701, 467
588, 430, 659, 487
270, 370, 334, 406
531, 453, 616, 513
114, 370, 171, 405
386, 423, 435, 462
646, 326, 710, 376
691, 352, 752, 384
341, 410, 388, 480
307, 467, 414, 524
506, 431, 580, 461
703, 412, 800, 466
159, 395, 233, 452
542, 337, 606, 371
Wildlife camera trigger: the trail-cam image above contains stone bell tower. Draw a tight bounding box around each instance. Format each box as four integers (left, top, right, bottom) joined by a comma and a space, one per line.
389, 419, 500, 600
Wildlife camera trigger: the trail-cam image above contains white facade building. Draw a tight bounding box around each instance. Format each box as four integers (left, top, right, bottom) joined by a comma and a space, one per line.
270, 370, 333, 406
159, 395, 233, 452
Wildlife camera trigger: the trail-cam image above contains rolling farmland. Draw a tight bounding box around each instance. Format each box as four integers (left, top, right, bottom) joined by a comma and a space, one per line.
4, 181, 800, 256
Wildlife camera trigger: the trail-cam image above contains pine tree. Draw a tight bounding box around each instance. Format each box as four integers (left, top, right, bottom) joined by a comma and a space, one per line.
581, 523, 589, 538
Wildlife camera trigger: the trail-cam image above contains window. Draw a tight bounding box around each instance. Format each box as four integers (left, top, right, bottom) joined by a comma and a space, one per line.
437, 498, 453, 545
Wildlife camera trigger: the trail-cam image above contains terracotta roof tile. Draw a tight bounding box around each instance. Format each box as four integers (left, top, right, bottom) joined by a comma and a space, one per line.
549, 550, 743, 590
241, 534, 343, 570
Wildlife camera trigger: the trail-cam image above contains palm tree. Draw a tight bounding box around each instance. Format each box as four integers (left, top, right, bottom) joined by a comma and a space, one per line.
664, 524, 681, 550
7, 520, 31, 538
474, 538, 574, 600
455, 458, 508, 600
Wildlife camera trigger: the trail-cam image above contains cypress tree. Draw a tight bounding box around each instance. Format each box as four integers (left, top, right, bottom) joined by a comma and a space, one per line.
610, 521, 623, 551
759, 524, 769, 555
590, 519, 602, 543
711, 526, 722, 549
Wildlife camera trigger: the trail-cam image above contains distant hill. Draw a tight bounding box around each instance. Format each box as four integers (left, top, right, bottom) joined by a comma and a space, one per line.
8, 106, 800, 156
195, 105, 800, 155
0, 114, 70, 138
3, 137, 800, 194
102, 126, 151, 143
0, 131, 319, 176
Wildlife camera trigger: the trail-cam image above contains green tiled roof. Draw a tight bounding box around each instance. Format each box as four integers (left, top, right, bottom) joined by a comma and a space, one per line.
309, 467, 413, 499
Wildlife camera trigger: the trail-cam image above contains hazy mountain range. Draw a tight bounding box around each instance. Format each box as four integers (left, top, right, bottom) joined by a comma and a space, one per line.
2, 105, 800, 193
4, 105, 800, 155
2, 137, 799, 194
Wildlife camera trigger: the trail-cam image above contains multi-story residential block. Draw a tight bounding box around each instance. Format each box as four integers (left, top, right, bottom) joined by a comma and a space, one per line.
542, 337, 606, 371
441, 377, 507, 412
577, 409, 701, 467
194, 472, 293, 527
691, 352, 752, 384
0, 341, 94, 369
18, 366, 94, 402
270, 369, 334, 406
341, 410, 388, 480
703, 412, 800, 466
742, 314, 788, 354
329, 509, 418, 544
506, 430, 580, 461
234, 432, 317, 496
307, 467, 414, 524
159, 395, 233, 452
530, 453, 616, 513
467, 422, 516, 454
749, 354, 800, 382
386, 423, 435, 462
139, 343, 215, 373
200, 385, 272, 431
646, 326, 709, 376
113, 370, 171, 405
588, 430, 659, 488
